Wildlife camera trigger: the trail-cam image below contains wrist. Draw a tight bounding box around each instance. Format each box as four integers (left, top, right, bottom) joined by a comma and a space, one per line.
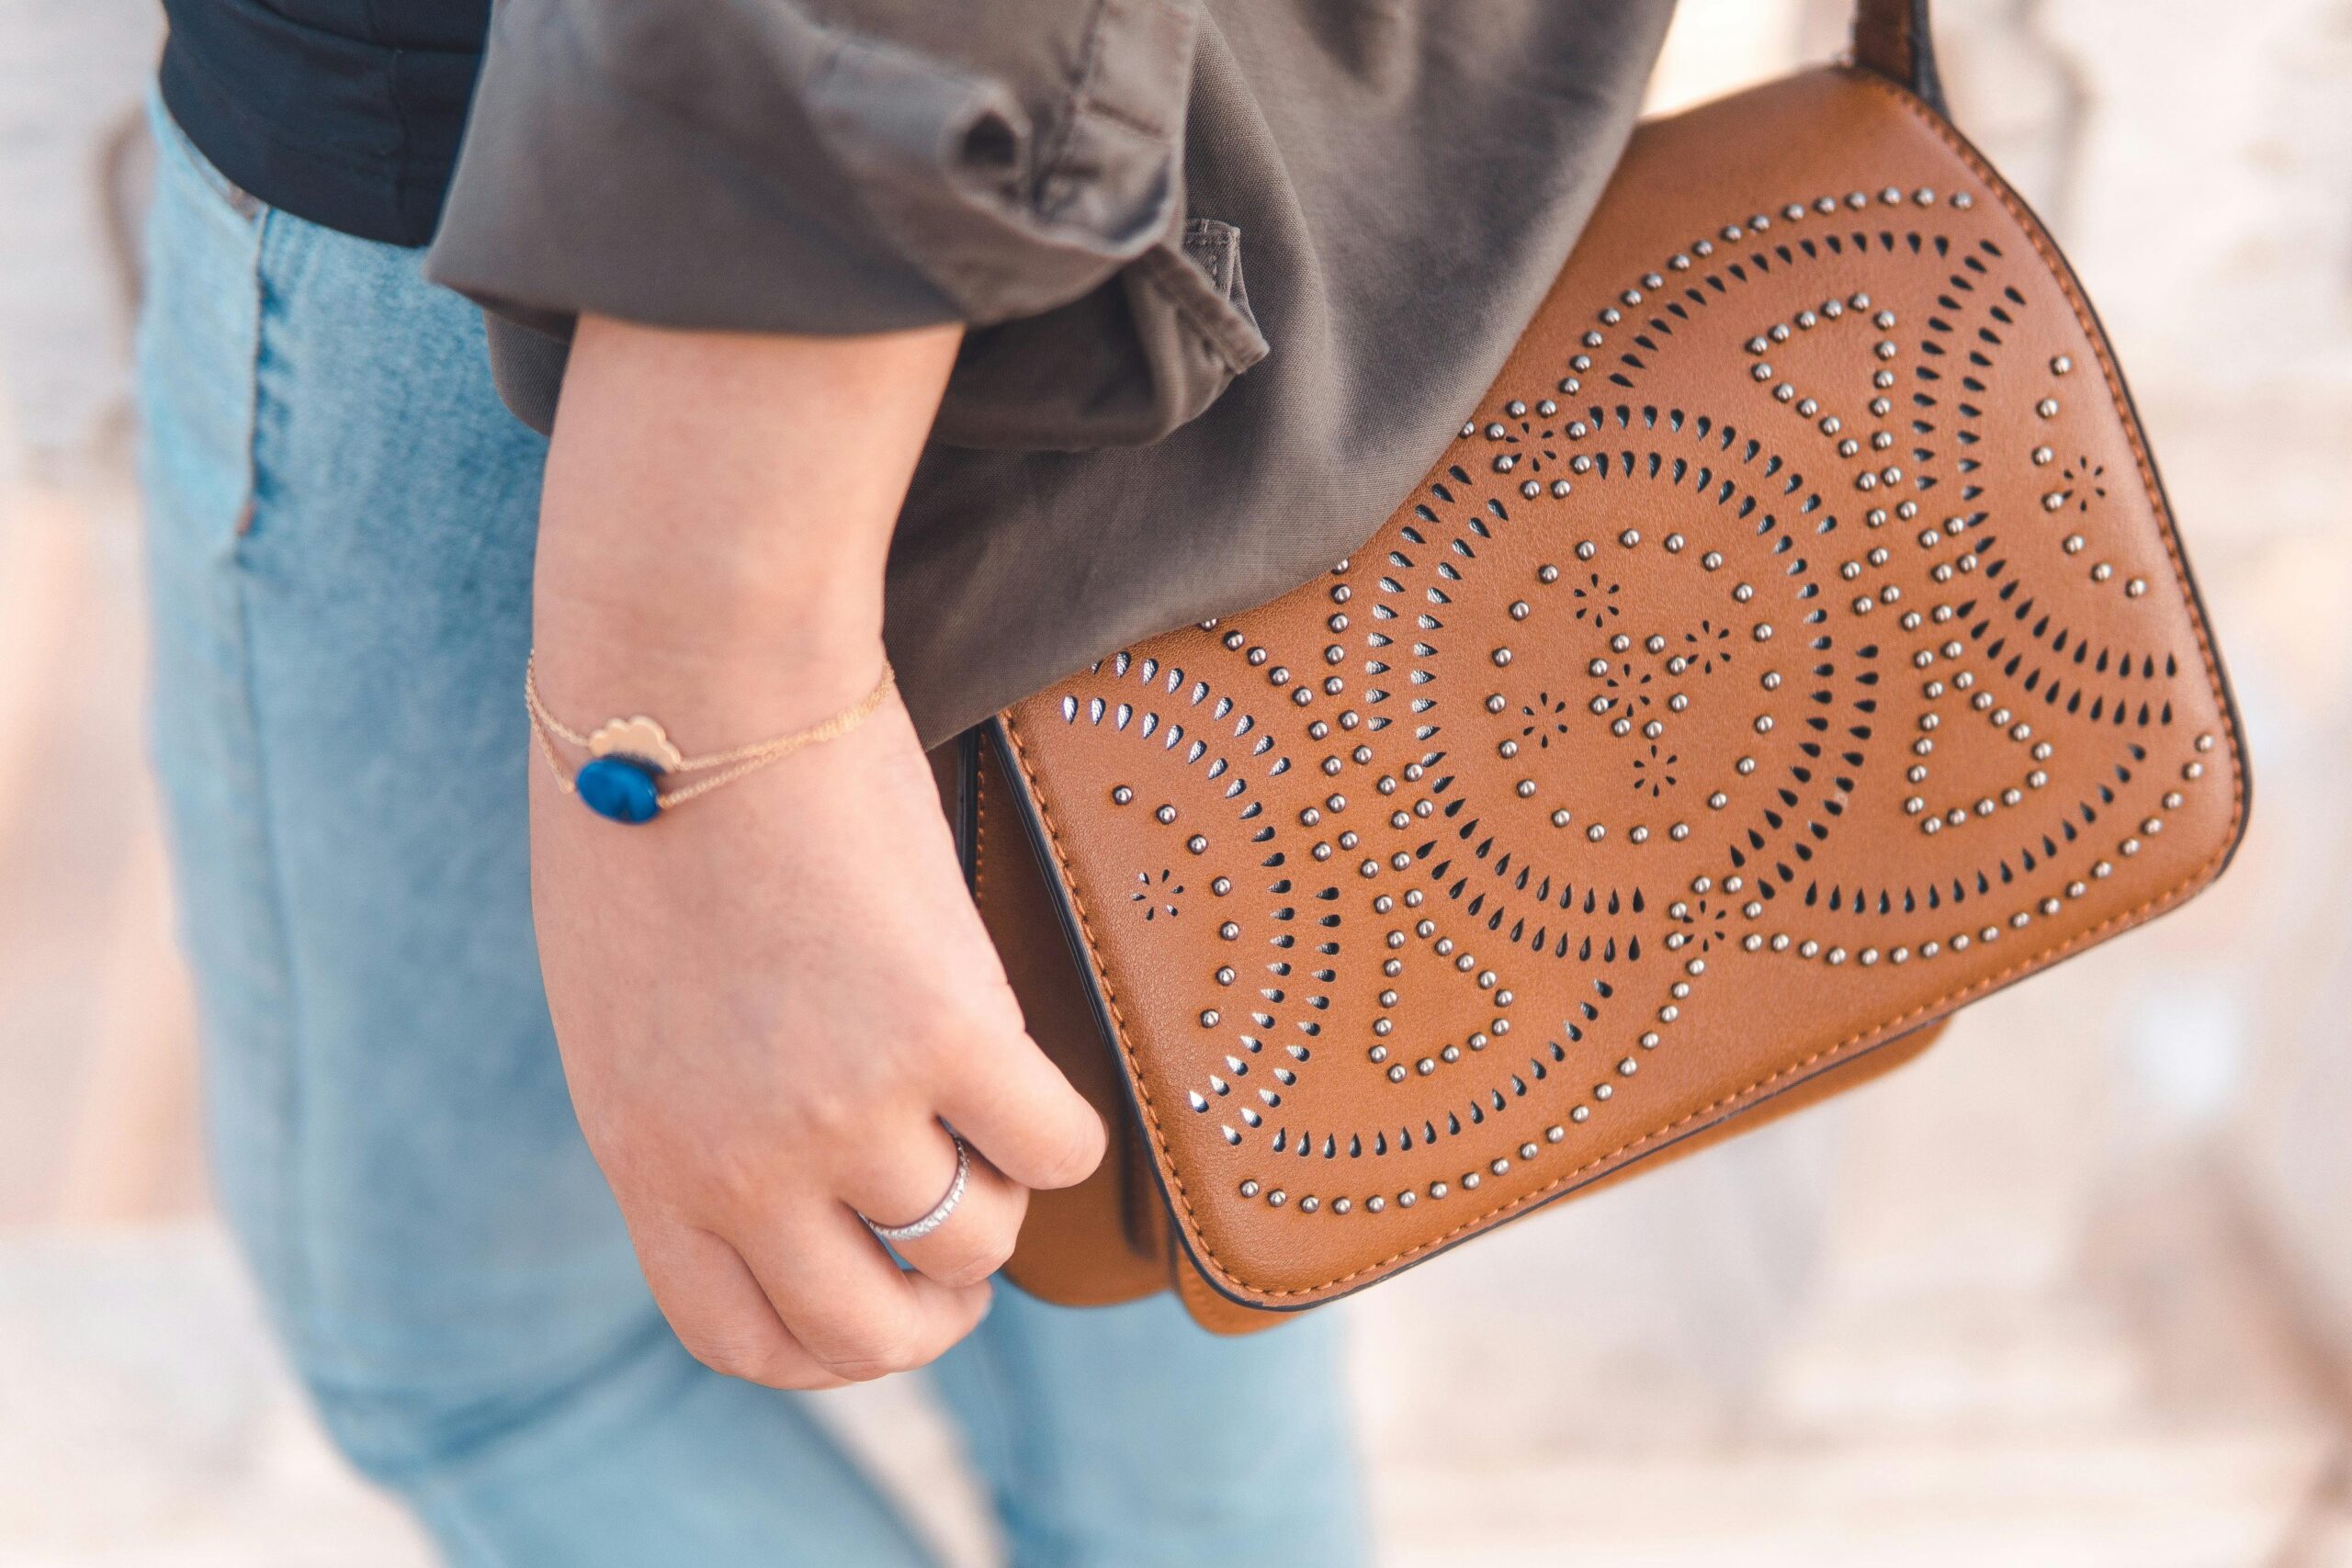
528, 611, 890, 748
526, 316, 956, 738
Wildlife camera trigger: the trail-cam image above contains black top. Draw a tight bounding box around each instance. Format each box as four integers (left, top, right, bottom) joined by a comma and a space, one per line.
158, 0, 487, 247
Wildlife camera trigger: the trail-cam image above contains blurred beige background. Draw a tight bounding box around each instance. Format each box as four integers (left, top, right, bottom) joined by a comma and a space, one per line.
5, 0, 2350, 1562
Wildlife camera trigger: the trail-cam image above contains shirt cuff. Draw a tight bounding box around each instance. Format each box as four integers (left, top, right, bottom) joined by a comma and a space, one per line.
427, 0, 1256, 445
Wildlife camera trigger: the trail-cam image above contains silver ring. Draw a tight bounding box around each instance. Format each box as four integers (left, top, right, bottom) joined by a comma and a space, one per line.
863, 1133, 971, 1244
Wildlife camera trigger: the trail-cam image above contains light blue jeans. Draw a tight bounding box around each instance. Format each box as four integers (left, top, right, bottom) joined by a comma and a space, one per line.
134, 94, 1363, 1568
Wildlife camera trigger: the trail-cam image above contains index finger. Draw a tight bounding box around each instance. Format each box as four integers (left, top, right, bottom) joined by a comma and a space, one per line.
936, 1029, 1107, 1191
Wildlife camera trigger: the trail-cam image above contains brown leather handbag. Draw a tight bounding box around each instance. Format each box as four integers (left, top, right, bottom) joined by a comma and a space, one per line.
952, 0, 2249, 1333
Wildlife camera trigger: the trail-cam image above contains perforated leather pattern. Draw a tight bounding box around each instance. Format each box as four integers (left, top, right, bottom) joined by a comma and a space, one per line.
993, 68, 2246, 1310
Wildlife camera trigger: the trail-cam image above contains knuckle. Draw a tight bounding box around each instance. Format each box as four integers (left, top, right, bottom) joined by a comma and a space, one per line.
811, 1326, 925, 1382
782, 1056, 927, 1146
784, 1085, 866, 1144
941, 1251, 1014, 1290
1032, 1111, 1108, 1190
930, 1258, 996, 1290
967, 986, 1029, 1041
701, 1143, 785, 1216
930, 1234, 1017, 1289
901, 1015, 976, 1077
682, 1332, 794, 1388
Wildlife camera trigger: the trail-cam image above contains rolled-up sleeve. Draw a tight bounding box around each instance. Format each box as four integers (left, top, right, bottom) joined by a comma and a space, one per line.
426, 0, 1267, 445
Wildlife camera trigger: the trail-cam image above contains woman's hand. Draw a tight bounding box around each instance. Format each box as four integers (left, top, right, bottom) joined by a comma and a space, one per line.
527, 317, 1105, 1388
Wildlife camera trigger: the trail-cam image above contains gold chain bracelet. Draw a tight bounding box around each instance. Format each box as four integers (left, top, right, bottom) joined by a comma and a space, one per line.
524, 655, 896, 824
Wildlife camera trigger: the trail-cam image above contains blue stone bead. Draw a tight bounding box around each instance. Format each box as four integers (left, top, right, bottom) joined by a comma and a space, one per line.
576, 756, 662, 824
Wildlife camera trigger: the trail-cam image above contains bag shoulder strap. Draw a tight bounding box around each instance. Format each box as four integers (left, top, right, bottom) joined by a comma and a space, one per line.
1852, 0, 1949, 116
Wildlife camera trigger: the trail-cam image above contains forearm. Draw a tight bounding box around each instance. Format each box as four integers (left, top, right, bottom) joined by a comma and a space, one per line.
521, 316, 1096, 1390
531, 315, 962, 722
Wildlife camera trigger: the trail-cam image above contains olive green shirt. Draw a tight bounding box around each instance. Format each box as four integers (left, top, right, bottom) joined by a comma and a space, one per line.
424, 0, 1675, 743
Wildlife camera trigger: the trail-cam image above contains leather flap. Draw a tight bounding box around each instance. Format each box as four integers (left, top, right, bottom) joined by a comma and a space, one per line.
991, 66, 2248, 1312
